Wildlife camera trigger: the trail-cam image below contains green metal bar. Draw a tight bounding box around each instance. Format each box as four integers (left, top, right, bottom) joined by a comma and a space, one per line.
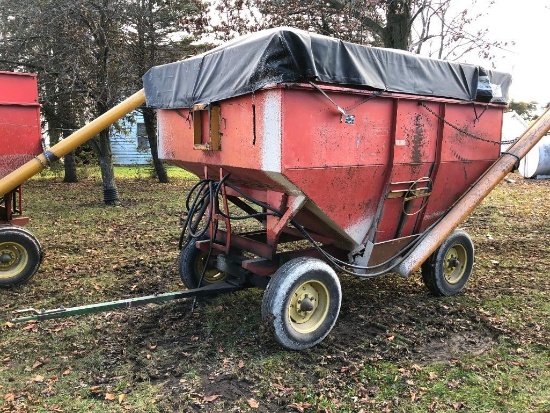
11, 281, 244, 323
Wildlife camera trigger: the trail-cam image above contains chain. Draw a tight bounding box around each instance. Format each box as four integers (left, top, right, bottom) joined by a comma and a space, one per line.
345, 90, 384, 112
419, 102, 515, 146
308, 82, 384, 124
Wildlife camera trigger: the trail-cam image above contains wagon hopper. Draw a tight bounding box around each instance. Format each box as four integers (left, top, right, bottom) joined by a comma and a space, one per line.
0, 72, 43, 287
143, 28, 515, 349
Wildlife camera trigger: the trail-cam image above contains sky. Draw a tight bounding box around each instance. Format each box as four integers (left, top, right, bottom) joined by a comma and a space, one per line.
466, 0, 550, 105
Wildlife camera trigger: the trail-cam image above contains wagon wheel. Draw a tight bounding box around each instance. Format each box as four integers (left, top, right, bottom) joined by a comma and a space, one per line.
177, 238, 227, 288
421, 229, 474, 296
261, 257, 341, 350
0, 226, 43, 288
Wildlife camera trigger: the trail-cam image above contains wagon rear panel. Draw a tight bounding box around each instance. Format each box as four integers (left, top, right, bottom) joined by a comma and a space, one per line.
0, 72, 42, 179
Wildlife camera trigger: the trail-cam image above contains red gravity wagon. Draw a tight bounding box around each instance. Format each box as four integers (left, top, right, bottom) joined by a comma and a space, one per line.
141, 28, 512, 349
0, 72, 43, 287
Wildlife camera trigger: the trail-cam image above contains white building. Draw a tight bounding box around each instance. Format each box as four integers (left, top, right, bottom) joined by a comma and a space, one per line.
110, 112, 152, 165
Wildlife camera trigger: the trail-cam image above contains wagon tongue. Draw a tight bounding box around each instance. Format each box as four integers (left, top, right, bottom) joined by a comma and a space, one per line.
11, 280, 245, 323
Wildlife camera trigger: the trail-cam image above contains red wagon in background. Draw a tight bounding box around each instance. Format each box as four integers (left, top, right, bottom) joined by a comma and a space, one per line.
0, 72, 43, 287
143, 28, 513, 349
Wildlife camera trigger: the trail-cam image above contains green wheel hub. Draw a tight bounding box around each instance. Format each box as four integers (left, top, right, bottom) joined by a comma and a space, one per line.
0, 241, 29, 279
443, 245, 467, 284
288, 280, 330, 334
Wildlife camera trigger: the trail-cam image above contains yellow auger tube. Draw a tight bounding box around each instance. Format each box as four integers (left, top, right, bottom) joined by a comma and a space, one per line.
0, 89, 146, 197
396, 105, 550, 277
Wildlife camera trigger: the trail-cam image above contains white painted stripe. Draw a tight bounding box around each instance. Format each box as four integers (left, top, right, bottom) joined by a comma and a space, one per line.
344, 215, 375, 245
261, 91, 282, 173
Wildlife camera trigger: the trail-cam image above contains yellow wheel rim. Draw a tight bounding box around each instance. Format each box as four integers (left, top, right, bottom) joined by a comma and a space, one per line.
0, 241, 28, 279
443, 245, 467, 284
288, 280, 330, 334
195, 251, 227, 284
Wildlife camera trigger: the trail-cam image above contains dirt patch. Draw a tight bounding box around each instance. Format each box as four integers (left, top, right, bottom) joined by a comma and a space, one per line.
412, 330, 496, 364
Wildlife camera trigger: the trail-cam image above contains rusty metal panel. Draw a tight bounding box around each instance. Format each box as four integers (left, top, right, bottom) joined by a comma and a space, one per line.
157, 83, 506, 250
159, 93, 263, 180
0, 72, 42, 179
441, 104, 502, 162
0, 72, 39, 104
281, 88, 393, 169
393, 99, 439, 165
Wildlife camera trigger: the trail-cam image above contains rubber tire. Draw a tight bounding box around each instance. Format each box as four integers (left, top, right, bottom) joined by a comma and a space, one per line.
0, 226, 43, 288
177, 238, 226, 288
261, 257, 341, 350
421, 229, 474, 296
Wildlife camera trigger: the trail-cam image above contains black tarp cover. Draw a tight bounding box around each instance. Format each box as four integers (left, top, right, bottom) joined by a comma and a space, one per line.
143, 27, 511, 109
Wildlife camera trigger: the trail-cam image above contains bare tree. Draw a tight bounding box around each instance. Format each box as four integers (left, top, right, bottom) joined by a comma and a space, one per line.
210, 0, 508, 60
125, 0, 208, 183
411, 0, 512, 62
0, 0, 92, 182
211, 0, 424, 48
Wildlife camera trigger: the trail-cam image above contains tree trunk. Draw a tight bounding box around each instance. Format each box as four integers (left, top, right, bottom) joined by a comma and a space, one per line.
61, 121, 78, 183
91, 128, 119, 205
63, 152, 78, 183
142, 107, 168, 183
383, 0, 411, 50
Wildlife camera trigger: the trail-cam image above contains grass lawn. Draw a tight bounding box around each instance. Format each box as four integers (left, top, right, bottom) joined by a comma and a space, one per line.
1, 167, 549, 412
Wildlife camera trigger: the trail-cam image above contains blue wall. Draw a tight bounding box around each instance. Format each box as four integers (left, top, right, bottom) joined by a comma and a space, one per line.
110, 113, 152, 165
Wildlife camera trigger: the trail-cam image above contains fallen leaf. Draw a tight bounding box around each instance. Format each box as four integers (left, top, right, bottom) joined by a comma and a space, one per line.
31, 375, 44, 382
105, 393, 116, 401
247, 398, 259, 408
238, 359, 245, 368
289, 402, 312, 412
410, 391, 417, 402
62, 367, 72, 376
32, 361, 43, 369
4, 393, 15, 402
4, 322, 14, 328
203, 394, 221, 402
428, 372, 438, 380
118, 394, 126, 404
428, 401, 438, 412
